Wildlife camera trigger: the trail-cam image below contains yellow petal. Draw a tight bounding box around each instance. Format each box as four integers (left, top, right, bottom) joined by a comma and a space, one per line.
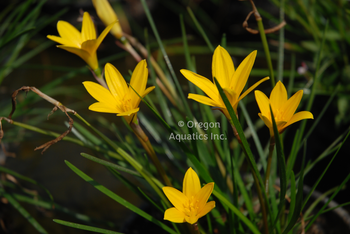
281, 90, 303, 122
94, 20, 115, 52
56, 21, 82, 47
255, 90, 270, 117
239, 77, 270, 103
195, 182, 214, 211
83, 81, 117, 104
47, 35, 77, 48
164, 207, 186, 223
230, 50, 257, 95
81, 12, 96, 41
197, 201, 216, 219
270, 81, 288, 110
183, 168, 201, 198
223, 88, 238, 109
188, 94, 221, 107
92, 0, 123, 39
142, 86, 155, 97
180, 69, 220, 103
116, 108, 139, 116
105, 63, 128, 99
88, 102, 122, 113
58, 45, 98, 70
259, 113, 273, 134
283, 111, 313, 129
184, 215, 199, 225
212, 45, 234, 88
163, 187, 188, 213
129, 60, 148, 106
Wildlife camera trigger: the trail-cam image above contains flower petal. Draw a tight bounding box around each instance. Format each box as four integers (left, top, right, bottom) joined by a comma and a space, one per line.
47, 35, 76, 48
88, 102, 122, 113
164, 207, 186, 223
212, 45, 234, 89
94, 21, 115, 52
58, 45, 98, 70
81, 12, 96, 41
195, 182, 214, 211
142, 86, 155, 97
129, 60, 148, 106
255, 90, 270, 117
116, 108, 139, 116
230, 50, 257, 96
270, 81, 288, 111
184, 215, 199, 225
239, 77, 270, 103
259, 113, 273, 134
183, 168, 201, 198
281, 90, 303, 122
163, 187, 188, 213
56, 21, 82, 47
105, 63, 128, 100
181, 69, 220, 103
188, 94, 222, 107
83, 81, 117, 104
283, 111, 314, 129
197, 201, 216, 219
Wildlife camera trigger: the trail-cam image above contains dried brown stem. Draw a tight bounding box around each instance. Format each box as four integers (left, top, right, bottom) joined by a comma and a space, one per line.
242, 0, 286, 35
7, 86, 76, 154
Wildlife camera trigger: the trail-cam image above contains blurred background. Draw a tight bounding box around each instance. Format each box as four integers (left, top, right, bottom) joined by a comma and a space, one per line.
1, 0, 350, 233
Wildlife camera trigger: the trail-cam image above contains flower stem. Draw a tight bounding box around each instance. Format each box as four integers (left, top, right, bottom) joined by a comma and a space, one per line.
130, 121, 172, 187
264, 137, 275, 193
231, 123, 269, 234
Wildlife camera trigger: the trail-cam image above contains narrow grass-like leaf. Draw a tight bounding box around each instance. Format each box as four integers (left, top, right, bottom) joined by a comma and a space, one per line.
287, 171, 296, 225
0, 166, 54, 204
186, 7, 214, 52
270, 106, 287, 227
2, 192, 48, 234
212, 190, 260, 234
282, 144, 306, 234
286, 130, 300, 180
53, 219, 122, 234
65, 161, 177, 234
302, 128, 350, 210
305, 172, 350, 231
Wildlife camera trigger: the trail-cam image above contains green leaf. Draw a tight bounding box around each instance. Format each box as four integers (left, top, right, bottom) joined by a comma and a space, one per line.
1, 191, 48, 234
53, 219, 122, 234
64, 161, 177, 234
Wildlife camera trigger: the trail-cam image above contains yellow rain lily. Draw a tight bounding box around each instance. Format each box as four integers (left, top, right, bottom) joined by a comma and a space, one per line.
47, 12, 115, 71
92, 0, 123, 39
83, 60, 155, 123
180, 45, 269, 118
162, 167, 215, 224
255, 81, 314, 136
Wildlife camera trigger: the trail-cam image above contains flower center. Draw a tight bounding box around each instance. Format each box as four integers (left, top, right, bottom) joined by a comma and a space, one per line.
118, 95, 133, 112
183, 196, 199, 217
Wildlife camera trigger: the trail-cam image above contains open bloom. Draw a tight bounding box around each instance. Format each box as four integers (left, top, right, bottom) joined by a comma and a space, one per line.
47, 12, 114, 70
180, 45, 269, 118
92, 0, 123, 39
255, 81, 314, 136
163, 168, 215, 224
83, 60, 155, 123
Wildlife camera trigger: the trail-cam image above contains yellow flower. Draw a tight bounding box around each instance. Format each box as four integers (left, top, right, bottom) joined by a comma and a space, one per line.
83, 60, 155, 123
255, 81, 314, 136
92, 0, 123, 39
180, 45, 269, 118
162, 168, 215, 224
47, 12, 114, 71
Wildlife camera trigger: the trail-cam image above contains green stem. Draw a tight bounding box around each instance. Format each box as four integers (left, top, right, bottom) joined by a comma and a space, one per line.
130, 121, 172, 187
257, 19, 275, 87
231, 123, 269, 234
264, 137, 276, 193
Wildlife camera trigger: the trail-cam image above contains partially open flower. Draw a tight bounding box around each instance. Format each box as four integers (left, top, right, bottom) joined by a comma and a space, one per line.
83, 60, 155, 123
92, 0, 123, 39
181, 45, 269, 119
255, 81, 314, 136
47, 12, 114, 71
162, 167, 215, 224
